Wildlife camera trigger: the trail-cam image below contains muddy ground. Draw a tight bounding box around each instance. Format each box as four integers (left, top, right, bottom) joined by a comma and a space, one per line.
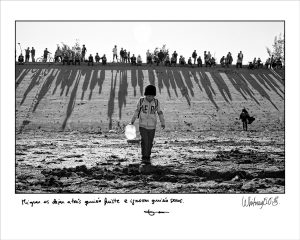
16, 129, 284, 194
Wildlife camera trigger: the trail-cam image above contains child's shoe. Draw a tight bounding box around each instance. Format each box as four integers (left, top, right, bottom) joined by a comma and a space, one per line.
139, 160, 152, 174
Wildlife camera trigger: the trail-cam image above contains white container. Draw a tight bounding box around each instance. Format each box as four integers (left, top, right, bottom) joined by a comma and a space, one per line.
125, 124, 136, 140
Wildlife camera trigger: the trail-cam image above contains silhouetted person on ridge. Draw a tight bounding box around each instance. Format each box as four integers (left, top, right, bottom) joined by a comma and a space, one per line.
81, 45, 87, 62
25, 47, 30, 62
270, 55, 275, 69
95, 53, 100, 63
18, 53, 24, 65
276, 57, 283, 69
146, 50, 152, 64
192, 50, 197, 64
127, 51, 131, 63
165, 55, 171, 66
158, 50, 164, 66
43, 48, 51, 62
220, 56, 225, 67
74, 52, 80, 65
197, 56, 202, 67
236, 51, 243, 68
31, 47, 35, 62
69, 51, 75, 65
252, 57, 257, 69
131, 54, 137, 65
137, 55, 142, 66
188, 57, 193, 67
171, 55, 176, 66
54, 46, 62, 62
257, 58, 262, 68
225, 52, 233, 67
204, 51, 212, 67
88, 54, 94, 66
112, 45, 118, 63
124, 50, 128, 63
120, 48, 124, 63
172, 51, 178, 63
211, 57, 216, 67
101, 54, 107, 65
179, 55, 186, 65
62, 52, 70, 65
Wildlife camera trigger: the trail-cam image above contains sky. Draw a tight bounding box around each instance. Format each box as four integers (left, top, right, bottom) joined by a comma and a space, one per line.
16, 21, 284, 63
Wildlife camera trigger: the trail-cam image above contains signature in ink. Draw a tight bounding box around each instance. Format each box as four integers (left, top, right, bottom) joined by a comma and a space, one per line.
144, 209, 170, 216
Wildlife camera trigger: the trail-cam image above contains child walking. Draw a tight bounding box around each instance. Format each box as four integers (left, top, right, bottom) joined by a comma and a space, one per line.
239, 108, 255, 131
130, 85, 165, 172
239, 108, 249, 131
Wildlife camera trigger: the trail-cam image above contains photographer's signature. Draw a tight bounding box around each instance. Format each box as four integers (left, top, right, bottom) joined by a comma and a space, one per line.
242, 196, 279, 209
144, 209, 170, 216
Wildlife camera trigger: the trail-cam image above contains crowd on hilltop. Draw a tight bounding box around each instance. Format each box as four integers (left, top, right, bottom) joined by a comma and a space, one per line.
16, 44, 284, 69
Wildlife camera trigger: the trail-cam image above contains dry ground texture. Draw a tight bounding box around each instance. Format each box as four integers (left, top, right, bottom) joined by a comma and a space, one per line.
15, 63, 284, 193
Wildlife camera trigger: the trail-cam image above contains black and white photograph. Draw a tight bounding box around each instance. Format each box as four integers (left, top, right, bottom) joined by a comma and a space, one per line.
1, 1, 300, 240
15, 20, 285, 194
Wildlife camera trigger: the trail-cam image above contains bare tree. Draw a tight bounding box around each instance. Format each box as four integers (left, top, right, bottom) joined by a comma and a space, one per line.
59, 39, 81, 56
266, 33, 284, 64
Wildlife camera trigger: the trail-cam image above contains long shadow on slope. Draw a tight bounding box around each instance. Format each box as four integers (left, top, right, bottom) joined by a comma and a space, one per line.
172, 69, 191, 106
271, 69, 285, 83
138, 69, 144, 97
260, 73, 284, 95
166, 69, 178, 97
190, 70, 203, 92
62, 70, 81, 130
52, 68, 75, 95
20, 69, 44, 105
81, 69, 94, 100
250, 73, 271, 91
210, 71, 232, 103
32, 69, 58, 112
155, 69, 164, 94
224, 70, 260, 105
148, 69, 155, 86
198, 70, 219, 110
131, 69, 137, 97
118, 70, 128, 119
52, 68, 65, 95
181, 69, 195, 97
108, 70, 118, 130
58, 69, 72, 96
255, 74, 284, 100
241, 72, 279, 111
16, 68, 31, 87
59, 69, 78, 97
161, 69, 171, 98
155, 68, 172, 97
89, 69, 106, 100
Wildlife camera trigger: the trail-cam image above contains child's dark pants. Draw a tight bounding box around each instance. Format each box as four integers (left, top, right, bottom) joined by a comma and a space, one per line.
242, 120, 247, 131
139, 127, 156, 163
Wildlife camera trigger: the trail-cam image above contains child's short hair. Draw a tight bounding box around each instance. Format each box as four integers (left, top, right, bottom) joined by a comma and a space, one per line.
144, 85, 156, 96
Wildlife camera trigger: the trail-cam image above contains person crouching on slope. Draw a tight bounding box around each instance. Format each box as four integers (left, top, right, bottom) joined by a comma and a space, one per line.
130, 85, 165, 168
